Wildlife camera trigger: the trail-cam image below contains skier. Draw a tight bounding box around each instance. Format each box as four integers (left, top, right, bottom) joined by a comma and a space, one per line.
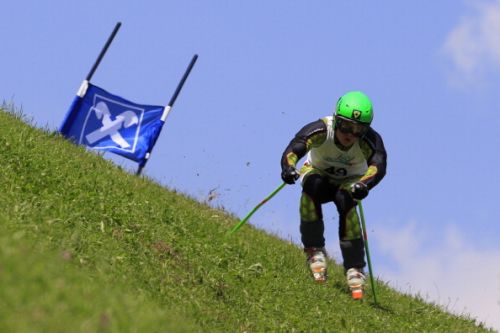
280, 91, 387, 299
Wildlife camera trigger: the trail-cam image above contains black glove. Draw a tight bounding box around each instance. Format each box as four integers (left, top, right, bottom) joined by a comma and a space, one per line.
351, 182, 368, 200
281, 166, 299, 184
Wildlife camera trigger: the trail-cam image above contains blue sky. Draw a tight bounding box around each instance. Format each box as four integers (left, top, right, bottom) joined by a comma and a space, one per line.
1, 0, 499, 330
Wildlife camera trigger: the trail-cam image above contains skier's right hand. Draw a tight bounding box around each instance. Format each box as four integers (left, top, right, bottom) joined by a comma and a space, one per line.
281, 166, 300, 184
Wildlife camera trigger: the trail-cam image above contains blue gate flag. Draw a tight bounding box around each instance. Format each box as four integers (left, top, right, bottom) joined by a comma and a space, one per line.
60, 82, 165, 164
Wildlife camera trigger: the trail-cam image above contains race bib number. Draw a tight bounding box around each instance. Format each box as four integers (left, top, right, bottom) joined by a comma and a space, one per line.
324, 166, 347, 177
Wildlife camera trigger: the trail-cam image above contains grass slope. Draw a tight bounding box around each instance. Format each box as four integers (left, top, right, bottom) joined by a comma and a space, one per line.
0, 109, 493, 332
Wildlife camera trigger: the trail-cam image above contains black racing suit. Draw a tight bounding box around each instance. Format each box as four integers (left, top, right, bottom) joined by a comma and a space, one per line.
281, 117, 387, 270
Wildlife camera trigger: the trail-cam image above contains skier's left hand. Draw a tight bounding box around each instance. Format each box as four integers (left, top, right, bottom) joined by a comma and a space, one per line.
351, 182, 368, 200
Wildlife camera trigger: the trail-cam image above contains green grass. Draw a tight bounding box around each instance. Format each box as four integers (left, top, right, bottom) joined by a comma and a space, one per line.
0, 108, 494, 332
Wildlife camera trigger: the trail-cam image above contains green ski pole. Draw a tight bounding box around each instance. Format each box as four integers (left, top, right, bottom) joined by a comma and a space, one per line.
229, 182, 287, 235
357, 200, 379, 305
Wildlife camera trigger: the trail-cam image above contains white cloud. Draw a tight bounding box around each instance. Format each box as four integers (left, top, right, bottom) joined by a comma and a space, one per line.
442, 0, 500, 84
374, 221, 500, 331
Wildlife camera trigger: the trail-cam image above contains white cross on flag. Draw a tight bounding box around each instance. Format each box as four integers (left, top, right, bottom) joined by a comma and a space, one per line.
60, 82, 166, 164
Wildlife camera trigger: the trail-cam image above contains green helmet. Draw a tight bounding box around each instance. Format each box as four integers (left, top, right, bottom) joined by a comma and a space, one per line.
335, 91, 373, 125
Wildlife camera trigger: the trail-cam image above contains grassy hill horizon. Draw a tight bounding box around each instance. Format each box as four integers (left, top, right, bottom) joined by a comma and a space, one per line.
0, 106, 494, 332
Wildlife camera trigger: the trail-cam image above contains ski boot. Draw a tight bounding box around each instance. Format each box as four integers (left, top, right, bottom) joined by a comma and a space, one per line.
346, 268, 366, 300
305, 247, 327, 283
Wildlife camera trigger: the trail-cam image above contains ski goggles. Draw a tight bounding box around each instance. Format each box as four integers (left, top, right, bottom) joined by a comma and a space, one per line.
335, 116, 369, 137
